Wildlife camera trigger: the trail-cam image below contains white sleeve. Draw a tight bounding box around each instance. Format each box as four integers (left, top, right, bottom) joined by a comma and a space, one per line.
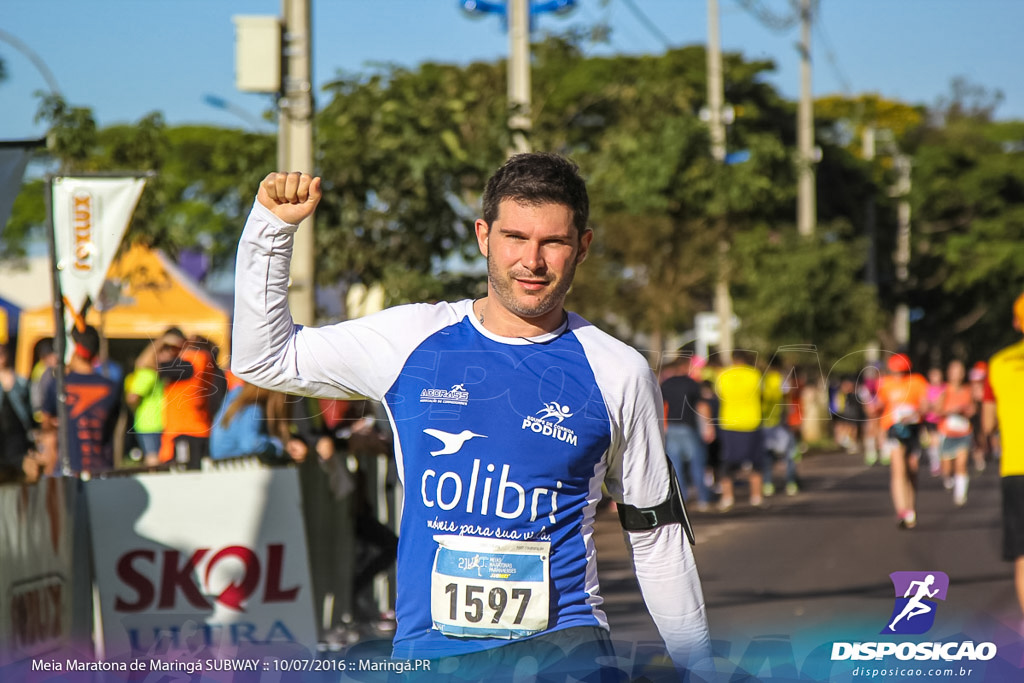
627, 525, 713, 671
230, 200, 458, 400
574, 324, 712, 671
619, 369, 712, 671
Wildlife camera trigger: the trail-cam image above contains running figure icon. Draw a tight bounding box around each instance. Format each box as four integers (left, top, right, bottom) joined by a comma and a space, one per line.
888, 574, 939, 631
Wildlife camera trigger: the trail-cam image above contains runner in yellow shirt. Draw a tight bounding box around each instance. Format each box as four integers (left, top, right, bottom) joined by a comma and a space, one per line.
714, 351, 764, 510
989, 292, 1024, 620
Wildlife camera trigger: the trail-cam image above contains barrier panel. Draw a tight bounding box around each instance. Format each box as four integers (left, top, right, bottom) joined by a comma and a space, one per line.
0, 478, 78, 666
85, 468, 318, 659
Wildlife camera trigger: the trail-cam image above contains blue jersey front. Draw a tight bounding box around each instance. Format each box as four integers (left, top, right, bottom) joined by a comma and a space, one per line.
385, 316, 611, 657
235, 203, 711, 666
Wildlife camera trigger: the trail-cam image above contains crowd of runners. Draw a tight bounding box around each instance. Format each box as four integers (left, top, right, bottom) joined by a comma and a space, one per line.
659, 347, 1002, 530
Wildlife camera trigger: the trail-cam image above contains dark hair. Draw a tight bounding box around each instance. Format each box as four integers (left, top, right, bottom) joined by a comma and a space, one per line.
72, 325, 101, 359
35, 338, 55, 358
482, 152, 589, 235
732, 350, 756, 366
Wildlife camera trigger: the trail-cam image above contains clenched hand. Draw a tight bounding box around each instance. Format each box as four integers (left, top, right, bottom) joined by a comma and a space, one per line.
257, 171, 322, 224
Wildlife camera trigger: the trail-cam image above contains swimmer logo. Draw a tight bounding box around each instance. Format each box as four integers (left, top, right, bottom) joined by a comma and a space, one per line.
882, 571, 949, 635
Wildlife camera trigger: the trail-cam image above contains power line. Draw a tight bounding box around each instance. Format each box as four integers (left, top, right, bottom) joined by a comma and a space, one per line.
814, 3, 852, 94
576, 0, 630, 54
734, 0, 803, 33
616, 0, 674, 50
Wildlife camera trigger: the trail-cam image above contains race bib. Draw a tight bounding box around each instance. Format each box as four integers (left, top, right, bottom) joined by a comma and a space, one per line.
892, 404, 920, 425
941, 414, 971, 437
430, 535, 550, 639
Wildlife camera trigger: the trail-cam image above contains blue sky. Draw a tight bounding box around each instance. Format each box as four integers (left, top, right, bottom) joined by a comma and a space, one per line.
1, 0, 1022, 140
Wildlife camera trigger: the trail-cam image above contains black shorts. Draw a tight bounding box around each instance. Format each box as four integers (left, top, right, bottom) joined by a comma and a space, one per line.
719, 428, 765, 472
886, 423, 922, 453
1002, 476, 1024, 561
393, 626, 627, 683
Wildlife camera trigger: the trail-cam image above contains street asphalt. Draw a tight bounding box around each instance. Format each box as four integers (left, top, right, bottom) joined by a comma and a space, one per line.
592, 449, 1022, 681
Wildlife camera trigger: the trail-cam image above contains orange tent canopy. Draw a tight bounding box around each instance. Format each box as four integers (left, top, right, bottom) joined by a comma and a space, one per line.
16, 244, 230, 376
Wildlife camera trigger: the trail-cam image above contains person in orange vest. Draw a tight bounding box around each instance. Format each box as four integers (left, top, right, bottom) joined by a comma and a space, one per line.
156, 327, 216, 469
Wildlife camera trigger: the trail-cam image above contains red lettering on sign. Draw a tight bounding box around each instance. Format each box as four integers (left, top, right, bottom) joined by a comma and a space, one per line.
264, 543, 300, 603
113, 544, 300, 612
206, 546, 259, 611
159, 549, 212, 610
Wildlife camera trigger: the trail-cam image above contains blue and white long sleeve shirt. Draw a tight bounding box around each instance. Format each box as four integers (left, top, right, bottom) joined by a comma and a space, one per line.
231, 200, 711, 665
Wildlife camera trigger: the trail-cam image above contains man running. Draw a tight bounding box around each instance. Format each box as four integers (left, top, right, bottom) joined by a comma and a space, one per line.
231, 154, 711, 678
989, 292, 1024, 624
875, 353, 929, 529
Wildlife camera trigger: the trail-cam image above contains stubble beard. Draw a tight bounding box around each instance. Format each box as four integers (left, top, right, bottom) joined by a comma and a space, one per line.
485, 249, 578, 321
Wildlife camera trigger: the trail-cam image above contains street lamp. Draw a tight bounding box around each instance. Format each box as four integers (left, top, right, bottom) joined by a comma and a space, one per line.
459, 0, 577, 155
202, 94, 273, 131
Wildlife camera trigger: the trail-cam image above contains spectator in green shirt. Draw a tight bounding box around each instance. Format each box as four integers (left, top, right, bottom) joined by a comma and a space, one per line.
125, 342, 164, 467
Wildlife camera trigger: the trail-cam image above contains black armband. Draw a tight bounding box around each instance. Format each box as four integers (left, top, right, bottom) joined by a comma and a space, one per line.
617, 467, 696, 545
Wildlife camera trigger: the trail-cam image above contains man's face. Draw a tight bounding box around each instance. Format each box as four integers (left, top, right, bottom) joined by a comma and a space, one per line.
157, 341, 182, 364
475, 199, 592, 322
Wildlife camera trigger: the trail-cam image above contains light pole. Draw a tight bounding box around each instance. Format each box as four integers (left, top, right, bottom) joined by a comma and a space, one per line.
233, 2, 316, 325
796, 0, 816, 237
459, 0, 576, 155
278, 0, 317, 326
202, 94, 273, 132
706, 0, 734, 362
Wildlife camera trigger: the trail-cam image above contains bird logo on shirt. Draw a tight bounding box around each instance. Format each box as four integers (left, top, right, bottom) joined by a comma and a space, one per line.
423, 429, 487, 456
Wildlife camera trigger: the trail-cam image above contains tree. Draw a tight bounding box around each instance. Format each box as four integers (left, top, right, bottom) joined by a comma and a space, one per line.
524, 42, 800, 354
3, 96, 275, 270
907, 90, 1024, 360
313, 59, 508, 306
731, 225, 880, 369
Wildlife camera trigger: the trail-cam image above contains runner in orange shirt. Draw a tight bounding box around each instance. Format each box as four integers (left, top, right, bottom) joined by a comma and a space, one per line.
936, 360, 976, 507
157, 328, 216, 469
875, 353, 930, 529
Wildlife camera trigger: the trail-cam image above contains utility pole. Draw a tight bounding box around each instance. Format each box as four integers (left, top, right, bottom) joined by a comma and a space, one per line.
507, 0, 531, 154
892, 153, 912, 347
461, 1, 578, 154
280, 0, 316, 325
862, 126, 878, 287
796, 0, 816, 237
707, 0, 733, 361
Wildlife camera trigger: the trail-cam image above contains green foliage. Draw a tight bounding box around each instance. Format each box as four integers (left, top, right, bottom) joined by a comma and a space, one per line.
7, 42, 1020, 369
35, 94, 98, 168
313, 60, 505, 299
909, 112, 1024, 358
4, 97, 275, 269
527, 42, 799, 347
731, 224, 881, 366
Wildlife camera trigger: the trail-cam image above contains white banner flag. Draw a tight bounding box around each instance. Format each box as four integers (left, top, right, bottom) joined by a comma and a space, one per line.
52, 176, 146, 313
0, 145, 35, 238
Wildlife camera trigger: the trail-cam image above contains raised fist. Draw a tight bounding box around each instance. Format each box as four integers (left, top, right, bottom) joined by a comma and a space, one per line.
257, 171, 322, 224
